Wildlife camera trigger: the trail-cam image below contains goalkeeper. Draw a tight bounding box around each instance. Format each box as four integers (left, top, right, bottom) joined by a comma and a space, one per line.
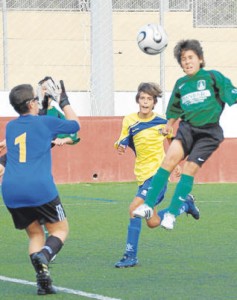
1, 80, 80, 295
0, 77, 80, 262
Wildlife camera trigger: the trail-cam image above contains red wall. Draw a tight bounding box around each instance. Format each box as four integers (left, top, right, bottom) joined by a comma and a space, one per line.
1, 117, 237, 183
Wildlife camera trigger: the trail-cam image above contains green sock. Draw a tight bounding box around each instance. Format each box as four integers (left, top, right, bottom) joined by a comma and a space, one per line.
168, 174, 194, 216
145, 168, 170, 208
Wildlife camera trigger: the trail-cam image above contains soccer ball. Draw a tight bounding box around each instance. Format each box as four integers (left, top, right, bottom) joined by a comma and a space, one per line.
137, 23, 168, 55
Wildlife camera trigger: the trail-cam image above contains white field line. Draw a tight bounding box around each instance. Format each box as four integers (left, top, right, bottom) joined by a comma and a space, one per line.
0, 275, 121, 300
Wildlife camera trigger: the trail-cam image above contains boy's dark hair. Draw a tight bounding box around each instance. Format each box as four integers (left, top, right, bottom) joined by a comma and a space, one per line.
136, 82, 162, 105
174, 39, 205, 68
9, 84, 34, 114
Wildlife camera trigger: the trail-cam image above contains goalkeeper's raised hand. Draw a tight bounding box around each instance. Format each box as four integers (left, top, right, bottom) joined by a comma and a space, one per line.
38, 76, 61, 102
37, 76, 70, 110
37, 76, 60, 112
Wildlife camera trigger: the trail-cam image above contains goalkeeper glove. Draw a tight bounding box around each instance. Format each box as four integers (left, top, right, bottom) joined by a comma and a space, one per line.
58, 80, 70, 109
37, 76, 61, 104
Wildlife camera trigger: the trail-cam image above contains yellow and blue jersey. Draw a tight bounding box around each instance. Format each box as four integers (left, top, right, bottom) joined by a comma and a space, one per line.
115, 112, 172, 186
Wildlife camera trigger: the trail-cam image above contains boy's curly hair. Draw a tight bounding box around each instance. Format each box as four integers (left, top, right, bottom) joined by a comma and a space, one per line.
174, 39, 205, 68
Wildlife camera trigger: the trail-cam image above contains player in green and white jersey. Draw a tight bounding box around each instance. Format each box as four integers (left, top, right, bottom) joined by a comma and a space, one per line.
133, 39, 237, 230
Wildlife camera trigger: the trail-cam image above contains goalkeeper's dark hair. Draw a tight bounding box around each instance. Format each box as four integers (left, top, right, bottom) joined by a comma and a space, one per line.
136, 82, 162, 106
174, 39, 205, 68
9, 84, 34, 114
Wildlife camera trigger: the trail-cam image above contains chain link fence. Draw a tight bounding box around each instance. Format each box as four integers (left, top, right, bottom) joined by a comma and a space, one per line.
193, 0, 237, 28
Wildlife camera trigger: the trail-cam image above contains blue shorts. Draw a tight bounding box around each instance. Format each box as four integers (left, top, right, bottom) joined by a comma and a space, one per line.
136, 177, 167, 206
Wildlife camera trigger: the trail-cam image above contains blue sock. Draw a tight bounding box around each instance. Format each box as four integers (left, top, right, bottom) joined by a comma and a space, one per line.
125, 218, 141, 258
158, 202, 189, 220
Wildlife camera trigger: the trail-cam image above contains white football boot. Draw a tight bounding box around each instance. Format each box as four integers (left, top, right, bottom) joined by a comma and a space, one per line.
132, 204, 153, 220
161, 212, 176, 230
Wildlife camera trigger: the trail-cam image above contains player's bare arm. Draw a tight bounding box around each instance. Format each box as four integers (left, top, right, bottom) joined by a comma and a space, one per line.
52, 137, 74, 146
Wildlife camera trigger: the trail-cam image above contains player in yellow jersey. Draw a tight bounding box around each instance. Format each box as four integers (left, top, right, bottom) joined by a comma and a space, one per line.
114, 82, 199, 268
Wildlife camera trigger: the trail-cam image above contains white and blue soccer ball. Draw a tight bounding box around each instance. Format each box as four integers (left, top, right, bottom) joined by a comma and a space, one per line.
137, 23, 168, 55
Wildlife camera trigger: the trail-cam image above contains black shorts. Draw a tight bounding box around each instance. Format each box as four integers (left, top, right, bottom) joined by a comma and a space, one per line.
175, 121, 224, 166
7, 196, 66, 230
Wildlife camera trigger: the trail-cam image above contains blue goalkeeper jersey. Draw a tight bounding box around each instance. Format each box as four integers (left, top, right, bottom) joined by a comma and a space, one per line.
2, 114, 79, 208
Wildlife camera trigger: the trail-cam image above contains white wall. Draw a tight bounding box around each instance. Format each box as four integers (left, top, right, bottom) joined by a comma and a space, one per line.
0, 91, 236, 138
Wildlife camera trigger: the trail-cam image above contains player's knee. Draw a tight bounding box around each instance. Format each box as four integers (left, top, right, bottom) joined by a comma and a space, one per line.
146, 215, 161, 228
47, 219, 69, 242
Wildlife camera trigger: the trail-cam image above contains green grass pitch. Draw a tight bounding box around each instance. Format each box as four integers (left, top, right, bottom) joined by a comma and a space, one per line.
0, 182, 237, 299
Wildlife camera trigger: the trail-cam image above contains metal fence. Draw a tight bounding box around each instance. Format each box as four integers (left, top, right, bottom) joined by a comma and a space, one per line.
1, 0, 191, 11
193, 0, 237, 28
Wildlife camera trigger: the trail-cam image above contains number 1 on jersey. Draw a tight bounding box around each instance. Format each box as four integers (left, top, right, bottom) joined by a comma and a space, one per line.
15, 132, 27, 163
